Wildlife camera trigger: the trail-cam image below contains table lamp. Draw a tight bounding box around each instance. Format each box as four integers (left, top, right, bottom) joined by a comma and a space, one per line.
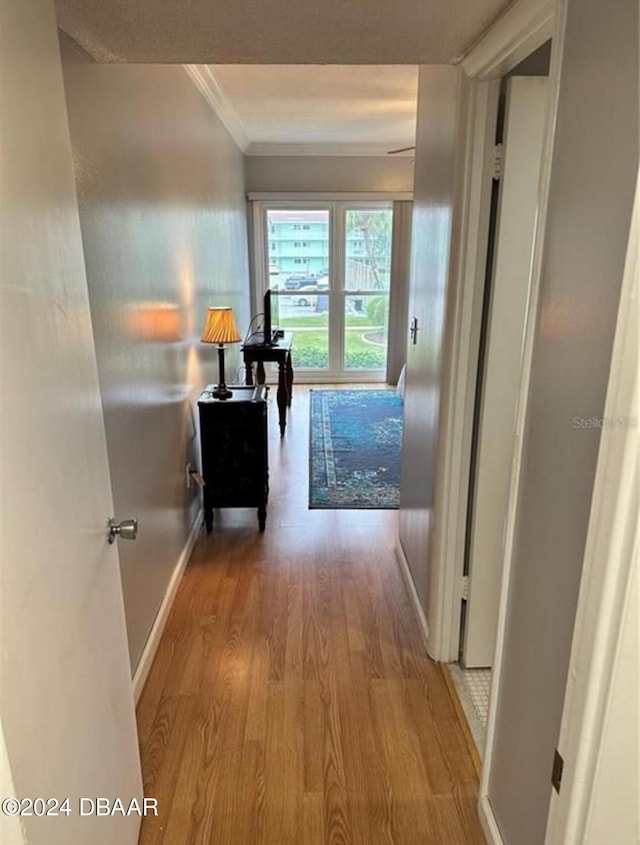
200, 306, 242, 399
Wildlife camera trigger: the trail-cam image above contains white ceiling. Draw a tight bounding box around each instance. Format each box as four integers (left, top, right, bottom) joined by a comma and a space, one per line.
205, 65, 419, 156
56, 0, 513, 156
55, 0, 511, 64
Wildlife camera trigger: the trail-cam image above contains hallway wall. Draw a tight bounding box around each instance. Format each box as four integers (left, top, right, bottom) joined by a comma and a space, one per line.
487, 1, 639, 842
245, 155, 414, 193
398, 65, 467, 614
60, 37, 251, 672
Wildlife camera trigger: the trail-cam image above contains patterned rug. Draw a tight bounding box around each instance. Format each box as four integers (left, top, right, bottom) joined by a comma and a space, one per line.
309, 389, 403, 509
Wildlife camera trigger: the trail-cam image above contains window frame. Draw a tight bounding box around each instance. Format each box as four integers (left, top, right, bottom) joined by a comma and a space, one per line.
251, 198, 396, 383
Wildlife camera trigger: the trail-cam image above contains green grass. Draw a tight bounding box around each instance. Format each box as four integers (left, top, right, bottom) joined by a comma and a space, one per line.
290, 329, 386, 370
345, 332, 386, 369
279, 315, 328, 328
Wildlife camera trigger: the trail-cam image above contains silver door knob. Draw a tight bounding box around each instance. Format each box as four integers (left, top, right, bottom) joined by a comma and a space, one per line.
108, 517, 138, 544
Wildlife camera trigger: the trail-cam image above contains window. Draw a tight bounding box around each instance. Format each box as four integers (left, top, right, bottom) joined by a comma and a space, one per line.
254, 201, 394, 379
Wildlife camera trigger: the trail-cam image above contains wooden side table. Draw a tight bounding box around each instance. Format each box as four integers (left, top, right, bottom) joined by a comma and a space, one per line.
241, 332, 293, 436
198, 384, 269, 532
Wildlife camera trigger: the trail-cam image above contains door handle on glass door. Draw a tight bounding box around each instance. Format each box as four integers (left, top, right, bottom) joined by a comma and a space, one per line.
107, 517, 138, 544
410, 317, 419, 345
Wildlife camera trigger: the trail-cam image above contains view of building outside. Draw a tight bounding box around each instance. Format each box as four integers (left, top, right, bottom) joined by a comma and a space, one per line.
268, 210, 328, 276
266, 207, 392, 373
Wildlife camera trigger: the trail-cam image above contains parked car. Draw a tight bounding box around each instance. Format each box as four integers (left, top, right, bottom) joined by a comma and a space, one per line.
284, 275, 312, 290
285, 273, 330, 291
295, 286, 319, 306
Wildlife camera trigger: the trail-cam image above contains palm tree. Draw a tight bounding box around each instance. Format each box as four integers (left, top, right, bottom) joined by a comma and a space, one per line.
346, 210, 392, 290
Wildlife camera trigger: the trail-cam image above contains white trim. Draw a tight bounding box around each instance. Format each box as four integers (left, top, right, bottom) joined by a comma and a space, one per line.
543, 171, 639, 845
248, 191, 413, 202
479, 794, 506, 845
132, 508, 202, 702
247, 142, 415, 157
252, 198, 399, 381
427, 78, 500, 662
480, 0, 567, 801
461, 0, 556, 80
183, 66, 250, 153
386, 200, 413, 384
394, 540, 430, 653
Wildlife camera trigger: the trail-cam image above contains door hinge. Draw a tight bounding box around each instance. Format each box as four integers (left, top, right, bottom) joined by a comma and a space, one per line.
492, 143, 503, 180
461, 575, 469, 601
551, 748, 564, 793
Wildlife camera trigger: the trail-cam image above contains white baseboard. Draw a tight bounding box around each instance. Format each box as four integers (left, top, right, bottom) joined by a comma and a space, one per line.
394, 540, 430, 653
132, 508, 202, 702
479, 793, 505, 845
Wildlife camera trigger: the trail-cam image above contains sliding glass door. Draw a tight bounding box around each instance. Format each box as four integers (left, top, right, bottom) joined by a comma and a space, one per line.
257, 201, 393, 381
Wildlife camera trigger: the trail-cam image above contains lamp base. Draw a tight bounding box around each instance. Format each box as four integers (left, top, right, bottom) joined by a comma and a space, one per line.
211, 384, 233, 400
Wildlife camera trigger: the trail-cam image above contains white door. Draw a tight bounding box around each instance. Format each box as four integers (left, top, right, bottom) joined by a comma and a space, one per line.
463, 77, 549, 667
1, 4, 142, 844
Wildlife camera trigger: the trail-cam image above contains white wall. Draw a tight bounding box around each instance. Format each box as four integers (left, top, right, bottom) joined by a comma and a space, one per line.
487, 1, 639, 841
398, 66, 467, 611
60, 38, 251, 672
245, 155, 414, 194
582, 558, 638, 845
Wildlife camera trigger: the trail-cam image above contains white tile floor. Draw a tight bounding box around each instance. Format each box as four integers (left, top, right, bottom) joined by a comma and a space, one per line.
463, 667, 492, 725
448, 665, 492, 757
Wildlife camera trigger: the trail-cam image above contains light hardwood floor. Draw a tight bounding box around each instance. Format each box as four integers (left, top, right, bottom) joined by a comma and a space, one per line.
137, 385, 485, 844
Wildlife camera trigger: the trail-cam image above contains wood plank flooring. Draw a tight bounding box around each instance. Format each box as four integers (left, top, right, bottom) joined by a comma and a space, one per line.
137, 386, 485, 844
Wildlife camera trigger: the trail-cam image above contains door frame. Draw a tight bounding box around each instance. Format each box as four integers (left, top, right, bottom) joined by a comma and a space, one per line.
543, 170, 639, 845
462, 76, 550, 669
428, 0, 559, 663
422, 0, 563, 842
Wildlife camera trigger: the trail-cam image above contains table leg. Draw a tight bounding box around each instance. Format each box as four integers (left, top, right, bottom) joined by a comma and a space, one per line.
285, 351, 294, 408
244, 356, 254, 386
256, 360, 266, 385
258, 504, 266, 532
204, 507, 213, 534
276, 360, 287, 436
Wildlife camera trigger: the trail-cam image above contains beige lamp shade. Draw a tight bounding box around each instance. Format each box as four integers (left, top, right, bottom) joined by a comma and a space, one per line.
200, 306, 242, 344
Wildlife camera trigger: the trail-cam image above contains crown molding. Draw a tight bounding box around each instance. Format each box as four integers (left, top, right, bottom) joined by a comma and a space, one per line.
460, 0, 556, 79
183, 65, 250, 152
246, 142, 414, 158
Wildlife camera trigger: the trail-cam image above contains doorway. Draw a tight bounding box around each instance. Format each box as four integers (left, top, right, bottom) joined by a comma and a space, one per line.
453, 46, 552, 752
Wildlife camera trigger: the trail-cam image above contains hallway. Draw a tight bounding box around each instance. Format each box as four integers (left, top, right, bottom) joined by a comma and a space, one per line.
136, 387, 484, 844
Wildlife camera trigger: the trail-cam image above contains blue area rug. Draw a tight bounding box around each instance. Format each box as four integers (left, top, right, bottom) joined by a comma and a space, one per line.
309, 389, 403, 509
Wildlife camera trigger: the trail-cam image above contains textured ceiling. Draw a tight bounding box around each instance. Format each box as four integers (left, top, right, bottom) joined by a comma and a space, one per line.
55, 0, 512, 64
210, 65, 418, 152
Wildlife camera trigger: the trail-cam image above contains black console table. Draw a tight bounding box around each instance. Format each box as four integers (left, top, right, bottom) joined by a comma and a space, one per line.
198, 384, 269, 532
241, 332, 293, 436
